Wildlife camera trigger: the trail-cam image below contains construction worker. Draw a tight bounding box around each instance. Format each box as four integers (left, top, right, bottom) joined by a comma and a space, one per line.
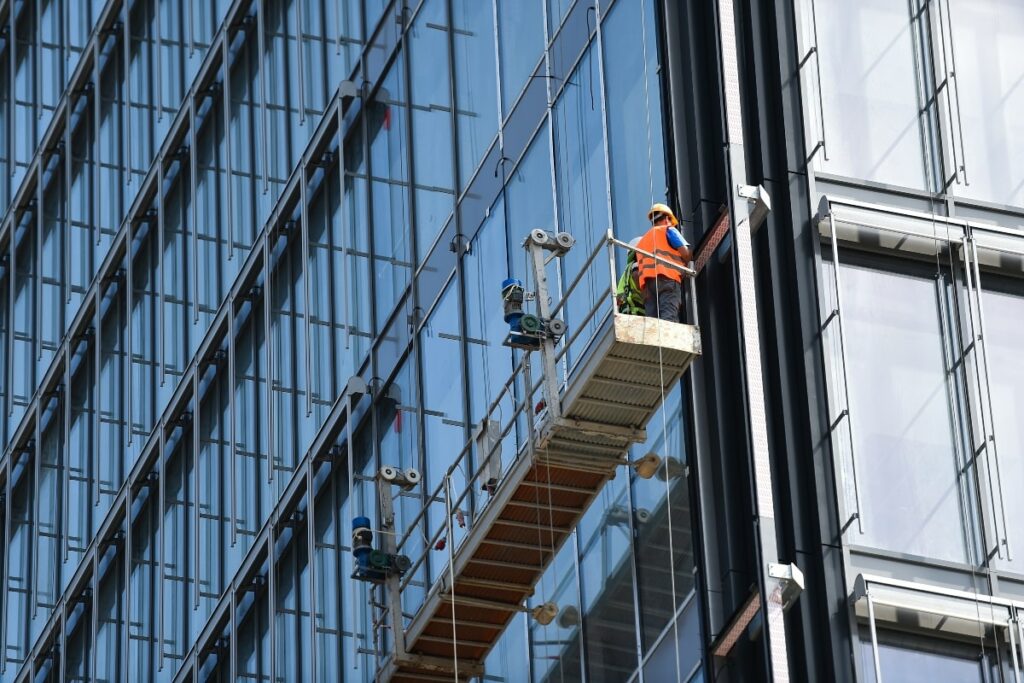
636, 203, 692, 321
615, 237, 645, 315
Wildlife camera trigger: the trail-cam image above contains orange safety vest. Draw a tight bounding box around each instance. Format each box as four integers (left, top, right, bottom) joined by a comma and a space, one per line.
636, 226, 687, 289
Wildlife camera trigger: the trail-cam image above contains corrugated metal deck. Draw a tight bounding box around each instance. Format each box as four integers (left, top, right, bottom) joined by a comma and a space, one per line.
381, 314, 700, 682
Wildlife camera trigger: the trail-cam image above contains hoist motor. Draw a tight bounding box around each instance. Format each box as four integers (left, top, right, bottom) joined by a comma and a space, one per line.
501, 278, 539, 349
500, 278, 566, 349
352, 516, 411, 583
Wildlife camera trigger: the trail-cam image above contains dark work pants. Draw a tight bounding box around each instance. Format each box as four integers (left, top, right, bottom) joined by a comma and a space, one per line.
643, 275, 682, 322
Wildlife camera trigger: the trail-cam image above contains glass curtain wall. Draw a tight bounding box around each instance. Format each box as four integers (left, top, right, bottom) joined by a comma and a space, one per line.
808, 0, 1024, 211
0, 0, 701, 682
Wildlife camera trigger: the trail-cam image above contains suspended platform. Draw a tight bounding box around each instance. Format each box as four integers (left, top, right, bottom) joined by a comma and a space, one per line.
381, 312, 700, 682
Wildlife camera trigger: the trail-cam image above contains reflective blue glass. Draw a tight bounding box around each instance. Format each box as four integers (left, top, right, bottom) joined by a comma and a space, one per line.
497, 0, 545, 117
453, 0, 499, 191
604, 0, 668, 235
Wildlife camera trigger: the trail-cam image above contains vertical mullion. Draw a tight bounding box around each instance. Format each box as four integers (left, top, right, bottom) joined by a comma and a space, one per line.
193, 369, 200, 610
229, 300, 236, 547
126, 220, 133, 447
229, 585, 237, 683
36, 160, 42, 362
345, 391, 357, 672
91, 549, 98, 683
593, 0, 614, 237
157, 424, 165, 671
969, 236, 1009, 559
269, 518, 277, 683
960, 235, 1001, 559
92, 37, 100, 248
94, 290, 101, 507
64, 99, 71, 305
155, 0, 162, 122
8, 0, 14, 179
64, 0, 70, 69
330, 442, 342, 671
222, 35, 234, 261
337, 102, 349, 351
35, 0, 41, 121
157, 159, 165, 386
301, 165, 311, 416
62, 344, 70, 562
0, 461, 9, 674
32, 404, 40, 619
264, 233, 274, 484
307, 460, 318, 681
296, 0, 306, 125
335, 0, 342, 54
59, 601, 66, 683
123, 489, 132, 680
124, 4, 132, 186
189, 94, 198, 325
186, 0, 194, 57
7, 226, 13, 419
257, 0, 269, 194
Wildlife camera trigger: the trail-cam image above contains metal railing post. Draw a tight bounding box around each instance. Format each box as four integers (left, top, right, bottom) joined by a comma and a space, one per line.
525, 234, 562, 420
866, 592, 882, 683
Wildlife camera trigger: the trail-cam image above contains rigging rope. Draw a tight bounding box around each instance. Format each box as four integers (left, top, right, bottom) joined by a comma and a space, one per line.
445, 474, 459, 681
651, 261, 684, 683
641, 0, 683, 675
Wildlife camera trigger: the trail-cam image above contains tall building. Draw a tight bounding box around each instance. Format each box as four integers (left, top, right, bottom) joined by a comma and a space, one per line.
0, 0, 1020, 681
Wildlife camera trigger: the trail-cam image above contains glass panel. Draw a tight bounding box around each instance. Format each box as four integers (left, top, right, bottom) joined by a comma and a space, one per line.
409, 0, 455, 257
529, 540, 582, 683
860, 635, 987, 683
553, 41, 610, 367
419, 282, 470, 593
369, 60, 412, 327
834, 257, 972, 563
947, 0, 1024, 208
642, 597, 702, 683
630, 388, 695, 652
497, 0, 545, 117
577, 475, 640, 681
603, 0, 668, 236
506, 122, 554, 256
453, 0, 499, 191
813, 0, 937, 190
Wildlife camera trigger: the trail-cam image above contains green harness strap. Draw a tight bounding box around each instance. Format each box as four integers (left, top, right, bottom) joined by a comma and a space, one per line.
616, 252, 645, 315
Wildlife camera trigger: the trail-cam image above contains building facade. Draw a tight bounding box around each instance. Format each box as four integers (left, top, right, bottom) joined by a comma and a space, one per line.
0, 0, 1019, 682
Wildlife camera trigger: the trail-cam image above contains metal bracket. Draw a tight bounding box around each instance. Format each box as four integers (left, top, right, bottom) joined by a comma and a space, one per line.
339, 80, 359, 106
737, 184, 772, 233
767, 562, 805, 610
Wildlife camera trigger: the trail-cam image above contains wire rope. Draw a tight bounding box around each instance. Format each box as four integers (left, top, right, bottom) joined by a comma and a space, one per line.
651, 268, 683, 683
445, 474, 459, 681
